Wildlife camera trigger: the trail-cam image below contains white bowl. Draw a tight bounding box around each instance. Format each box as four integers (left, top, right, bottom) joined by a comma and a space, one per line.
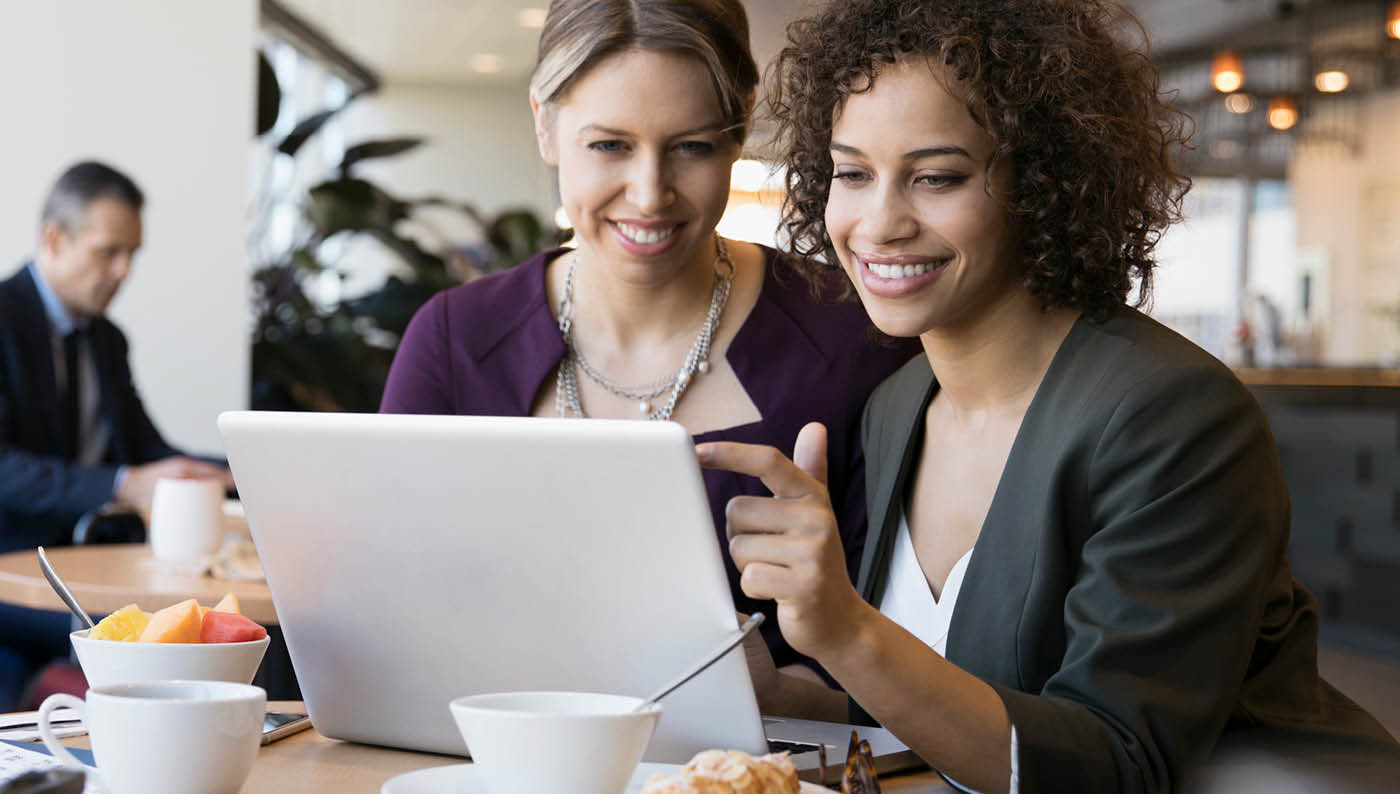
450, 691, 662, 794
70, 629, 269, 688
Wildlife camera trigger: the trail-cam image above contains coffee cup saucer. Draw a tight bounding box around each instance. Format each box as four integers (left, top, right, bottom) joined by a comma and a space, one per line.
381, 760, 828, 793
380, 761, 681, 794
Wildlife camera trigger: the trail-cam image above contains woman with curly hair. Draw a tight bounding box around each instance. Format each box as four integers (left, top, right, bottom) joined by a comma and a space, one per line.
699, 0, 1399, 791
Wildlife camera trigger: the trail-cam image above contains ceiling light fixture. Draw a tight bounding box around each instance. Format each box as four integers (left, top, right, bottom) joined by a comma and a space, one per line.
1211, 50, 1244, 93
1267, 96, 1298, 130
471, 53, 504, 74
1388, 2, 1400, 39
1224, 93, 1255, 114
1314, 70, 1349, 93
518, 8, 548, 29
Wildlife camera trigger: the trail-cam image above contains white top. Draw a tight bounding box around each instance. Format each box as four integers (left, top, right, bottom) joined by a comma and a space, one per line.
877, 513, 1020, 793
878, 513, 973, 655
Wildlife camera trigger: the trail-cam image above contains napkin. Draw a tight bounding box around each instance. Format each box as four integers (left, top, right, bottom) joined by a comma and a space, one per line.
0, 739, 103, 793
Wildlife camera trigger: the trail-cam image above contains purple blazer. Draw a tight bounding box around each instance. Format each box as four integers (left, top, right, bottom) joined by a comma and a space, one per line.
381, 246, 918, 671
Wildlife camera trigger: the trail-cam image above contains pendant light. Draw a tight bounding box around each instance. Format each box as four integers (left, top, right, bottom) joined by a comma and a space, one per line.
1211, 50, 1245, 93
1224, 93, 1255, 114
1267, 96, 1298, 130
1314, 70, 1349, 93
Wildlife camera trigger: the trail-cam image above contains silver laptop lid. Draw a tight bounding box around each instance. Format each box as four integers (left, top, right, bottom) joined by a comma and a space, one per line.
219, 411, 768, 762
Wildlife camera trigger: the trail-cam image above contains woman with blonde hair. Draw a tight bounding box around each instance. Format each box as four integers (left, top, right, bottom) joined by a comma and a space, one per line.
381, 0, 916, 673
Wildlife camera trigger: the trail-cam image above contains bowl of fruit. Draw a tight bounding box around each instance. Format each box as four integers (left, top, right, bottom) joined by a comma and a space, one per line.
71, 593, 270, 688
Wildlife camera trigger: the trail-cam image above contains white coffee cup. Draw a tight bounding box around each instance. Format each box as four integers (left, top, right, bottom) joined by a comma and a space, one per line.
38, 680, 265, 794
148, 477, 226, 562
450, 691, 661, 794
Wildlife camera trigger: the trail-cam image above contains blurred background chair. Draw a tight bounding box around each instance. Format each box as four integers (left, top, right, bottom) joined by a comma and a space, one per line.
71, 507, 146, 546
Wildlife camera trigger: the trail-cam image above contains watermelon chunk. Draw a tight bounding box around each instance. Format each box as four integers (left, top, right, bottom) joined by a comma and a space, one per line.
199, 610, 268, 643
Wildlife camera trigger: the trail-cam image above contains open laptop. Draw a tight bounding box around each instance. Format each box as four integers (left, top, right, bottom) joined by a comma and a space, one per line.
218, 411, 920, 779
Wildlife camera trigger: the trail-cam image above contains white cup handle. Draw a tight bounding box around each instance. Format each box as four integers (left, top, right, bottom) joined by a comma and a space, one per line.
38, 693, 95, 771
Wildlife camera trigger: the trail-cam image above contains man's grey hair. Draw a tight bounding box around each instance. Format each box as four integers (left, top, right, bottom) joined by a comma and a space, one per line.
40, 160, 144, 234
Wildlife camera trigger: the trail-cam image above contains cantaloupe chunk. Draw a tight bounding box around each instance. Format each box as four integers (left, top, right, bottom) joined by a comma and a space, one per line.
138, 598, 204, 643
90, 604, 151, 642
200, 611, 267, 644
212, 592, 240, 615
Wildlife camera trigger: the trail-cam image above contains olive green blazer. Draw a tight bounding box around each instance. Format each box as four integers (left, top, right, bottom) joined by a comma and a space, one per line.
855, 308, 1396, 793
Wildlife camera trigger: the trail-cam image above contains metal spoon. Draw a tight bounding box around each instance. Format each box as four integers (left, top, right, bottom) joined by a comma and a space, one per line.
633, 612, 765, 713
36, 546, 96, 630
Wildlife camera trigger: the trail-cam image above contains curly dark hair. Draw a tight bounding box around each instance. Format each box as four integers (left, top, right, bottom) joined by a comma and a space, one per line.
767, 0, 1191, 321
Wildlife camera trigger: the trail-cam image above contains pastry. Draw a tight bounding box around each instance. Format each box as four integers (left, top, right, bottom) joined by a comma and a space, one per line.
641, 749, 799, 794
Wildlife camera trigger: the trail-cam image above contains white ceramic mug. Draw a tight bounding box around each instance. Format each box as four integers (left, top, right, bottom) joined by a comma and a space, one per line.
148, 477, 226, 562
38, 680, 265, 794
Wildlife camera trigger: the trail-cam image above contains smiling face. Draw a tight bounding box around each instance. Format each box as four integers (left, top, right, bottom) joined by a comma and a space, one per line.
533, 48, 740, 285
824, 58, 1023, 339
39, 196, 143, 317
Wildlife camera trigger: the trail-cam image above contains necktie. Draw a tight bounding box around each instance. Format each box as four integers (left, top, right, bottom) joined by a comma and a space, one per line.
61, 329, 82, 458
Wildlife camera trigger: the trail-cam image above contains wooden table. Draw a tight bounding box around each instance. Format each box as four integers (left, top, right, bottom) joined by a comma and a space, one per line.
0, 543, 276, 623
25, 701, 951, 793
1, 551, 950, 791
1236, 367, 1400, 387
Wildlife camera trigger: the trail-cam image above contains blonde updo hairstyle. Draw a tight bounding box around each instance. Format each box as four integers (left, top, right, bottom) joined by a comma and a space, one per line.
529, 0, 759, 145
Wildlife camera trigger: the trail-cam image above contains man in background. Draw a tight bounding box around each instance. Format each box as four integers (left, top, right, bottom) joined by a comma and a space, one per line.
0, 160, 230, 709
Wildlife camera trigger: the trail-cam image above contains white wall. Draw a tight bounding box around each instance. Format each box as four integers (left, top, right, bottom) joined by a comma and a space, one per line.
0, 1, 255, 455
340, 80, 555, 218
325, 79, 557, 293
1290, 90, 1400, 366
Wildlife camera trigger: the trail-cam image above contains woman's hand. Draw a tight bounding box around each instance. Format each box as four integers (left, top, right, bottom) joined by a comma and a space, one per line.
697, 422, 870, 660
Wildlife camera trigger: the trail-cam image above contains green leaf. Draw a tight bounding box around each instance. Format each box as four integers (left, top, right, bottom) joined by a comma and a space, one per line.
277, 108, 344, 157
256, 51, 281, 137
306, 178, 409, 236
339, 137, 424, 174
489, 209, 547, 268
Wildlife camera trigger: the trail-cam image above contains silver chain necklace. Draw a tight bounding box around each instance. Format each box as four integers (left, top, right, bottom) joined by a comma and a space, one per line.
556, 237, 734, 420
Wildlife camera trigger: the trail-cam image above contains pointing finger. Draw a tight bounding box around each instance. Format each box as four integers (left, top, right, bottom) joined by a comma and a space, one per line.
792, 422, 828, 489
696, 441, 819, 500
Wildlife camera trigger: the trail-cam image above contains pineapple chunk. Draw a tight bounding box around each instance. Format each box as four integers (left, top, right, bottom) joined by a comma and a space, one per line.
138, 598, 204, 643
212, 592, 240, 615
89, 604, 151, 642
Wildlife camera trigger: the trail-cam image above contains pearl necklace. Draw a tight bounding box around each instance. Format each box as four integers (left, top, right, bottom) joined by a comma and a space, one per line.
555, 238, 734, 420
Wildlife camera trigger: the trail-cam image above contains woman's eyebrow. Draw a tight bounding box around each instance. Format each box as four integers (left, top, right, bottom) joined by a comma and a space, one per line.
578, 124, 633, 138
578, 122, 727, 139
670, 121, 729, 137
830, 141, 973, 161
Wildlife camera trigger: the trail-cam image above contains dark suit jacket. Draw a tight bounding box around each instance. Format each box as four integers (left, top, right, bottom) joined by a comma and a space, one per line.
856, 307, 1396, 793
0, 264, 179, 553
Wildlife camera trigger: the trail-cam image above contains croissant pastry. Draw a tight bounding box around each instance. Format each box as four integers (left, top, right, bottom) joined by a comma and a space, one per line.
641, 749, 800, 794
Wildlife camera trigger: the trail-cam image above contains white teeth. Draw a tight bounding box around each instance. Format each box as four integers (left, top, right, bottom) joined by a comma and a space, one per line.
616, 222, 677, 245
867, 260, 943, 279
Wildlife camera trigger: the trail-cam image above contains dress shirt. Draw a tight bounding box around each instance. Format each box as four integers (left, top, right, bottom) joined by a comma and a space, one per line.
26, 261, 121, 491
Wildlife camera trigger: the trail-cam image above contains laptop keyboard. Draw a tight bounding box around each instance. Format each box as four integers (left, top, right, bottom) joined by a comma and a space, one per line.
765, 738, 823, 755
